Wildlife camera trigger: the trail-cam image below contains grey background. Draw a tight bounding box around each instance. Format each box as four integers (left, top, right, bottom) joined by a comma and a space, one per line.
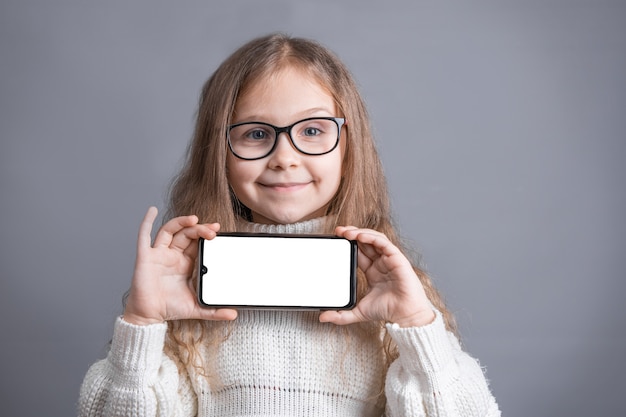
1, 1, 624, 416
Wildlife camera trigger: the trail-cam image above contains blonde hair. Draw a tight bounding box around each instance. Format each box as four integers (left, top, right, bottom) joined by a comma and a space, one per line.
163, 32, 456, 384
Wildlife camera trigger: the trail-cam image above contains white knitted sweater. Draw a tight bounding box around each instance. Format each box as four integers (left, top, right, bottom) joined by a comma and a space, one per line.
79, 217, 500, 417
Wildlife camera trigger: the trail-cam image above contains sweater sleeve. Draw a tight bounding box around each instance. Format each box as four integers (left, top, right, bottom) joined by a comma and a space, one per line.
384, 310, 500, 417
78, 317, 197, 417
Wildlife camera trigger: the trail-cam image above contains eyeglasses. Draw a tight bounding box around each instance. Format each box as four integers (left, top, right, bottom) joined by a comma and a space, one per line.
227, 117, 345, 160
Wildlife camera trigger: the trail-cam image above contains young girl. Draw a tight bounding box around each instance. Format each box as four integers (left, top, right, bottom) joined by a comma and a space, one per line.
79, 33, 500, 417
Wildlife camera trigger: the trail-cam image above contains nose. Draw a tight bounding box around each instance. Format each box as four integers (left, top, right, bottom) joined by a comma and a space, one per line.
267, 132, 300, 169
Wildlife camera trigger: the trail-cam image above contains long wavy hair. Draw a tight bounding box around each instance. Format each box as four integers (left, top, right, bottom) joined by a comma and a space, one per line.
162, 32, 456, 387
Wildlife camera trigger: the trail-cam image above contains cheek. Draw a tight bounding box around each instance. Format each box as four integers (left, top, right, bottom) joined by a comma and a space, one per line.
226, 156, 248, 191
323, 154, 344, 189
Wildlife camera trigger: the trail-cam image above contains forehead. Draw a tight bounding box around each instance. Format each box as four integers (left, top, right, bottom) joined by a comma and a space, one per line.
242, 63, 330, 95
233, 67, 336, 123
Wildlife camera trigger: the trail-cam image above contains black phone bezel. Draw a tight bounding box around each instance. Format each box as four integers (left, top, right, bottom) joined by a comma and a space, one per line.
197, 232, 357, 310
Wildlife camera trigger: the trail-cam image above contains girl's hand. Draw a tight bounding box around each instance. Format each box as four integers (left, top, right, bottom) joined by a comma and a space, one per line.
123, 207, 238, 325
319, 226, 435, 328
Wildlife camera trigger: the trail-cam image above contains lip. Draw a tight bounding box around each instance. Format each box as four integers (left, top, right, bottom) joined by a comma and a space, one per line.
259, 181, 311, 192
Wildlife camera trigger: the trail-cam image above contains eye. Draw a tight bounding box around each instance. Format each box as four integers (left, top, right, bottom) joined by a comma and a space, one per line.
246, 129, 269, 140
303, 127, 322, 136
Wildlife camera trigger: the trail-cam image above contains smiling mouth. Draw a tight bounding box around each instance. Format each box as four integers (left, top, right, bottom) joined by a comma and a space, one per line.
260, 182, 310, 191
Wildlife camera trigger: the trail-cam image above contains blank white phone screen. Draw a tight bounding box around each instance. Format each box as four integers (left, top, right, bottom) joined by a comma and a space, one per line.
199, 235, 354, 308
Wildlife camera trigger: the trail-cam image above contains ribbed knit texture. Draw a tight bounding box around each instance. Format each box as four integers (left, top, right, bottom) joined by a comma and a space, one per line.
196, 309, 385, 416
78, 216, 500, 417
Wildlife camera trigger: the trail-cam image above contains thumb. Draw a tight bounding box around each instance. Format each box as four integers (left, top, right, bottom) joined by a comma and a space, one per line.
319, 309, 362, 326
192, 307, 238, 322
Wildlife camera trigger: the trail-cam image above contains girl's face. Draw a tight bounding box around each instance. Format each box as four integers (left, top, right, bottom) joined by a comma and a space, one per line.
227, 67, 344, 225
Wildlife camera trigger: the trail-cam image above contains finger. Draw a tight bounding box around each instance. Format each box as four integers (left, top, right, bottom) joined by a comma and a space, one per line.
355, 246, 374, 272
343, 228, 387, 242
334, 227, 390, 267
334, 225, 358, 236
319, 309, 363, 326
182, 238, 200, 260
170, 223, 221, 254
153, 215, 199, 248
137, 206, 158, 251
182, 223, 221, 258
352, 231, 399, 258
335, 226, 386, 241
336, 230, 388, 263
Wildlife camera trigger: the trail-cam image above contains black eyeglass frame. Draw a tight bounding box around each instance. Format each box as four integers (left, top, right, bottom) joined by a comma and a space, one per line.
227, 117, 346, 161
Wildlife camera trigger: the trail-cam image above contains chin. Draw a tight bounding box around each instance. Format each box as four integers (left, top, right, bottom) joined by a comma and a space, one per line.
273, 215, 307, 225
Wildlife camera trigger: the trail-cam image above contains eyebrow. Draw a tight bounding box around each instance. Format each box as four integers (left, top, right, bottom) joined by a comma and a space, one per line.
232, 107, 336, 124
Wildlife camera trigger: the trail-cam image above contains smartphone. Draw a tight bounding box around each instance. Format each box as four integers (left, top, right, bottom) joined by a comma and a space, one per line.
198, 233, 357, 309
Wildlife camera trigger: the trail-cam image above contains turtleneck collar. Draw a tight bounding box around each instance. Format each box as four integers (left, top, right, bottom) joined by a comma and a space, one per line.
235, 216, 334, 235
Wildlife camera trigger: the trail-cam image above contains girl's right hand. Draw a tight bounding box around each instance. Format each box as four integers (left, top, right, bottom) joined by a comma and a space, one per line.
122, 206, 238, 326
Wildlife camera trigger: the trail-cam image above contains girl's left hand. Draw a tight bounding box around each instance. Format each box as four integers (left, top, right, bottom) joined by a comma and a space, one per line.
319, 226, 436, 328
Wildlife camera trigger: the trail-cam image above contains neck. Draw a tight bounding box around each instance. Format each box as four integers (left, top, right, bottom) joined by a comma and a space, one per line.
236, 216, 333, 235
